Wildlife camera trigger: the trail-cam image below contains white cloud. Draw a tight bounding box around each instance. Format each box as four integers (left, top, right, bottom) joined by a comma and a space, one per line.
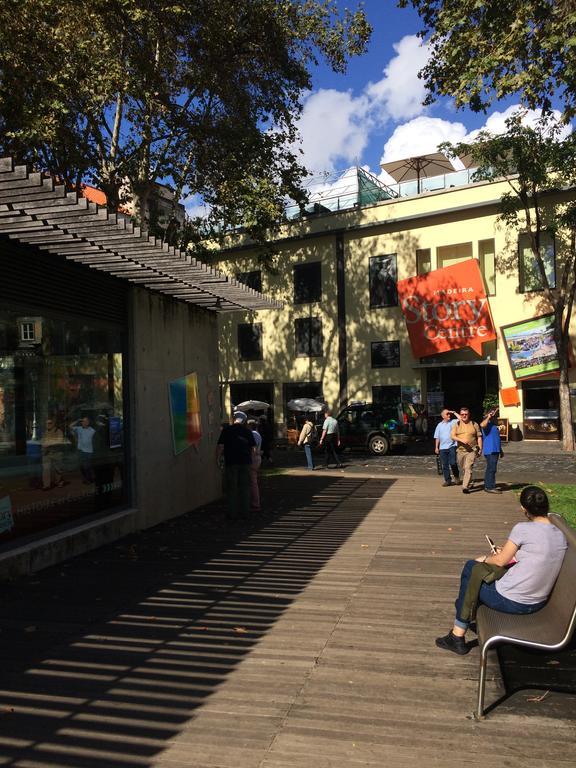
297, 89, 370, 174
183, 193, 210, 219
378, 115, 468, 181
465, 105, 571, 141
295, 34, 429, 174
366, 35, 430, 122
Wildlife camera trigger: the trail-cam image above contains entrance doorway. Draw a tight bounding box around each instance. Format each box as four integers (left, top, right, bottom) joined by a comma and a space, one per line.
426, 365, 498, 422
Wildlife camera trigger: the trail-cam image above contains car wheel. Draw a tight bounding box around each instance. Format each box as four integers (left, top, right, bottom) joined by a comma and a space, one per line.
415, 416, 429, 435
368, 434, 390, 456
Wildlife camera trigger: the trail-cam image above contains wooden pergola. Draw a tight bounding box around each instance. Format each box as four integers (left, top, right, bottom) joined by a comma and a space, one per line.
0, 157, 281, 312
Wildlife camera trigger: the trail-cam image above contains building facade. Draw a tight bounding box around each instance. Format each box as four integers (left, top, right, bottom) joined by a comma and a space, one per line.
214, 173, 576, 442
0, 157, 276, 578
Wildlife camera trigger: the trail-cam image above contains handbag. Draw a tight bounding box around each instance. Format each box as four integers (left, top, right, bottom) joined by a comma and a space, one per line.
436, 455, 443, 475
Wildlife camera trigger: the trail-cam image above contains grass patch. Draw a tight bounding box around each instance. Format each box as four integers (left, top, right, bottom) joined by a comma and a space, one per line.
511, 483, 576, 529
260, 467, 287, 477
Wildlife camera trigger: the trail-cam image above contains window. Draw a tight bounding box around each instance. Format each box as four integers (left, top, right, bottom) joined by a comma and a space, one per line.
0, 306, 126, 544
295, 318, 323, 357
518, 232, 556, 292
369, 254, 398, 308
437, 242, 473, 269
293, 262, 321, 304
416, 249, 431, 275
236, 270, 262, 293
238, 323, 263, 361
372, 385, 401, 407
479, 239, 496, 295
371, 341, 400, 368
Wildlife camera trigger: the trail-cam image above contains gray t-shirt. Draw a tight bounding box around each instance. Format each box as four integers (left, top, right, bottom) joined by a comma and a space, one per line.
496, 521, 567, 604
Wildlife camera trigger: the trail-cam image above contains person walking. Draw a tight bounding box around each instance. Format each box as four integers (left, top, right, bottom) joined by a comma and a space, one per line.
41, 417, 66, 490
318, 410, 342, 468
433, 408, 461, 486
216, 411, 256, 519
481, 407, 502, 494
247, 418, 262, 511
450, 407, 482, 494
297, 414, 317, 470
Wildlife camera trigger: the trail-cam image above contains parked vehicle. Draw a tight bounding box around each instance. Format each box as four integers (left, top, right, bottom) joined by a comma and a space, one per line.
335, 401, 426, 456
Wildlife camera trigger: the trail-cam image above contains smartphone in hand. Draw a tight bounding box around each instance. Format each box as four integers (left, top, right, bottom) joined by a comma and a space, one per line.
485, 534, 497, 554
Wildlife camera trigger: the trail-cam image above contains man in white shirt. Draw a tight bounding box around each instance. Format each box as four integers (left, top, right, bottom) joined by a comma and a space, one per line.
433, 408, 461, 487
319, 410, 342, 468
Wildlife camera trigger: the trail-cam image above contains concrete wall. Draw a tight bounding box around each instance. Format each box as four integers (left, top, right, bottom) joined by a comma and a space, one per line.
131, 288, 222, 529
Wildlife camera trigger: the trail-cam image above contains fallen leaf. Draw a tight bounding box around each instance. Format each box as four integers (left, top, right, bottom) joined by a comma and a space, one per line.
233, 627, 248, 634
24, 626, 37, 633
546, 660, 561, 665
361, 544, 369, 548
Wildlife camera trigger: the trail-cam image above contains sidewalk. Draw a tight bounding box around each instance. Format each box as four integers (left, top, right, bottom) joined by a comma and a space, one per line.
0, 472, 574, 768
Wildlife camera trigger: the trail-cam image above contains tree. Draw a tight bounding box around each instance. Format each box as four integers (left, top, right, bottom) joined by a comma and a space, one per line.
400, 0, 576, 119
0, 0, 370, 245
442, 114, 576, 451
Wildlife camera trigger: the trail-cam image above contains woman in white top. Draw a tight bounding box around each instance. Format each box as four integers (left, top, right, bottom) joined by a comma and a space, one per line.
247, 419, 262, 511
436, 485, 567, 655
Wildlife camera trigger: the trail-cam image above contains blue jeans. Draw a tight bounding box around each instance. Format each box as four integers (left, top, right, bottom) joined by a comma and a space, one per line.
439, 446, 459, 483
454, 559, 546, 630
303, 443, 314, 470
484, 452, 499, 490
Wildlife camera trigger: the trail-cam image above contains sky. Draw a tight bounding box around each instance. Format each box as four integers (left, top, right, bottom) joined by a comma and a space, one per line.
296, 0, 563, 183
186, 1, 567, 214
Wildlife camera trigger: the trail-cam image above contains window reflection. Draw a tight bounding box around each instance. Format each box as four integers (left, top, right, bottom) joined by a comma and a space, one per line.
0, 307, 126, 543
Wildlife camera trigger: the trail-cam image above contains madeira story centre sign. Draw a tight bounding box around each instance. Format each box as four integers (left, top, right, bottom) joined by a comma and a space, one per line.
397, 260, 496, 357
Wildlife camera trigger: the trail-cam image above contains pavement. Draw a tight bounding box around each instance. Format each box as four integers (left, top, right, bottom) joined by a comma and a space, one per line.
272, 438, 576, 484
0, 467, 574, 767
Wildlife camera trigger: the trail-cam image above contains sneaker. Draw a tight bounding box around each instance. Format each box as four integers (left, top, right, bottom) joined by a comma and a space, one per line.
435, 631, 470, 655
484, 488, 502, 494
462, 488, 470, 494
441, 481, 452, 487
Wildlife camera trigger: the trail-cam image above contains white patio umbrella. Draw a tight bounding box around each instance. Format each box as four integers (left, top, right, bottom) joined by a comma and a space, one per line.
235, 400, 270, 412
380, 152, 457, 193
287, 398, 325, 413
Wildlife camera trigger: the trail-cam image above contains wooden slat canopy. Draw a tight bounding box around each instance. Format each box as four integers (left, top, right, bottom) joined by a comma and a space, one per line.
0, 157, 280, 312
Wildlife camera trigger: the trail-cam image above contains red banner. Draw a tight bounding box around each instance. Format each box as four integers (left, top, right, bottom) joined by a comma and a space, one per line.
397, 260, 496, 357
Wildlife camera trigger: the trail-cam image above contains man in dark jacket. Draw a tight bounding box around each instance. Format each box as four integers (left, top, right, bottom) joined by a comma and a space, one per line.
216, 411, 256, 519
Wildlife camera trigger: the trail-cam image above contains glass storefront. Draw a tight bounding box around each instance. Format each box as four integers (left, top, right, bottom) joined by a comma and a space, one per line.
0, 304, 127, 543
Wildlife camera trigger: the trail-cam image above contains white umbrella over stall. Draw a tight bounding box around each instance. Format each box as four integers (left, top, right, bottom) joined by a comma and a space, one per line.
235, 400, 271, 412
287, 398, 325, 413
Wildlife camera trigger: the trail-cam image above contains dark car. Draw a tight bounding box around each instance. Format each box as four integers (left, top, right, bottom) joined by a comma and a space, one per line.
336, 402, 424, 456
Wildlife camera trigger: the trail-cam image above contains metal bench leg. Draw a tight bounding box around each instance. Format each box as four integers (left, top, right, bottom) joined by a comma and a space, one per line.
475, 648, 488, 720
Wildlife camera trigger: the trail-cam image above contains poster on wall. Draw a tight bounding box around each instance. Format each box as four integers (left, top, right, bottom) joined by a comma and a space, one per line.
369, 254, 398, 308
169, 372, 202, 455
396, 259, 496, 357
501, 314, 560, 380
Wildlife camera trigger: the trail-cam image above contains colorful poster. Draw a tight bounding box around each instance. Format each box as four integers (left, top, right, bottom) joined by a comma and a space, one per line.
501, 314, 559, 380
397, 260, 496, 357
169, 373, 202, 455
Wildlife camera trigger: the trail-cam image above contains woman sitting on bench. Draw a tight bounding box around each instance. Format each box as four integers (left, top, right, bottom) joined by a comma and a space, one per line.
436, 486, 568, 655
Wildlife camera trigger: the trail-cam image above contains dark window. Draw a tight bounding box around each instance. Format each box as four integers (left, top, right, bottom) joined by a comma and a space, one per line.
294, 262, 322, 304
416, 249, 431, 276
369, 254, 398, 308
295, 318, 323, 357
371, 340, 400, 368
518, 232, 556, 292
372, 385, 402, 407
238, 323, 263, 361
236, 270, 262, 293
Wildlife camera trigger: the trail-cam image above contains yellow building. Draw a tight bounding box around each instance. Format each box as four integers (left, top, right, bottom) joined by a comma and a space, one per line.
213, 165, 576, 443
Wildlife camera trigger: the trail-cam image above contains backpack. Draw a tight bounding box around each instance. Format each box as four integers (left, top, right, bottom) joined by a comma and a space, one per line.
309, 424, 319, 445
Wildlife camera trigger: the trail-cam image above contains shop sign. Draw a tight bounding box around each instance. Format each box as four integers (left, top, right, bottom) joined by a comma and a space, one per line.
501, 314, 559, 380
397, 260, 496, 357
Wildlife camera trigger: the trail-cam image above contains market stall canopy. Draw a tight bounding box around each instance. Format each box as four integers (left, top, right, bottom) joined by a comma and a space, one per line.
0, 157, 282, 313
380, 152, 458, 193
234, 400, 270, 412
287, 398, 325, 412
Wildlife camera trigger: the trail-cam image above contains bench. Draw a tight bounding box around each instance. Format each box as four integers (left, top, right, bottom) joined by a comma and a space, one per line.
475, 513, 576, 719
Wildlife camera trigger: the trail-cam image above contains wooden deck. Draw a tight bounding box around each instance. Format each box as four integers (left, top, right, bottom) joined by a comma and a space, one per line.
0, 472, 574, 767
